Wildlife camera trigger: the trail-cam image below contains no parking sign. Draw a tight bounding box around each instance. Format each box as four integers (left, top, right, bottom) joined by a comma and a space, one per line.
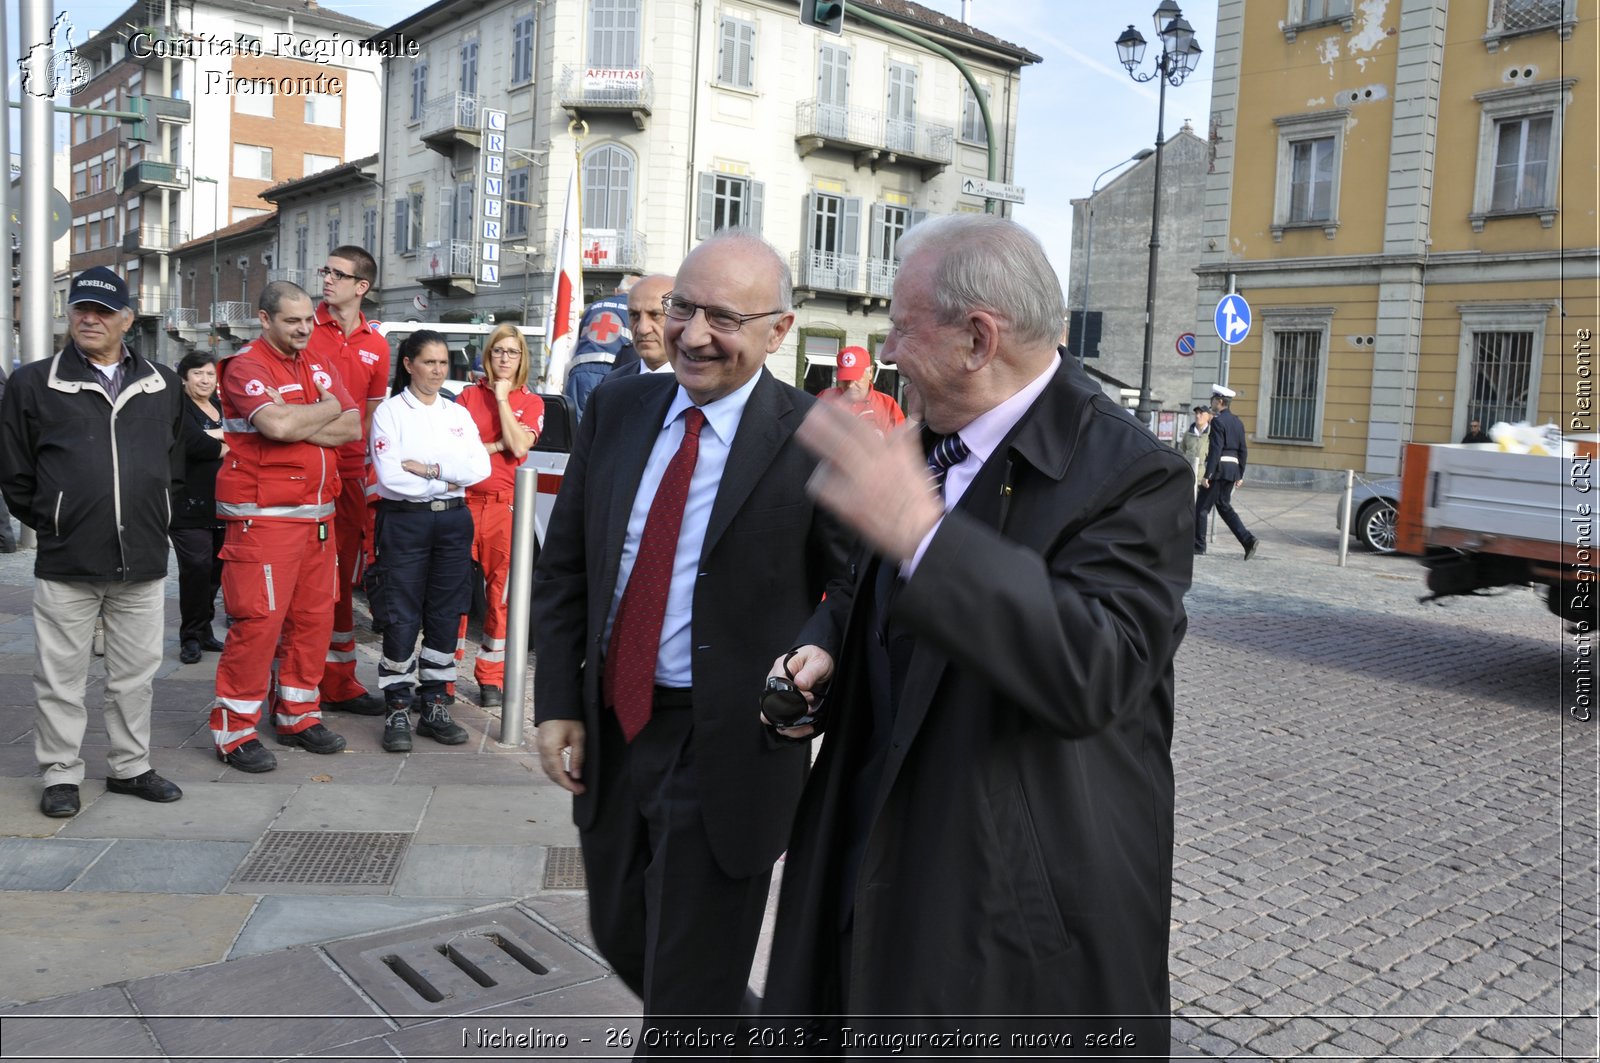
1176, 333, 1196, 357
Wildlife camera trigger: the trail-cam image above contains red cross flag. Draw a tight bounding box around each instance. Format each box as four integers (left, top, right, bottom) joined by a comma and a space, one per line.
542, 165, 584, 389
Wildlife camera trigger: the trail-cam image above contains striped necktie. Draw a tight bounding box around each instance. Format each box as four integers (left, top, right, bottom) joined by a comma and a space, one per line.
926, 432, 969, 493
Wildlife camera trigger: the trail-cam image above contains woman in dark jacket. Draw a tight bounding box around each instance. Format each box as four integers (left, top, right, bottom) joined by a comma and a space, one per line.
170, 351, 226, 664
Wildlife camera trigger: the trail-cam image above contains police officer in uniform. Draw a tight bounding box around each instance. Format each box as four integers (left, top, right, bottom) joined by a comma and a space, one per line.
1194, 383, 1259, 559
368, 331, 491, 752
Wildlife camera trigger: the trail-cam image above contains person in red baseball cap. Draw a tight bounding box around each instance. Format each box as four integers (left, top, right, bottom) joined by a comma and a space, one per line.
817, 345, 905, 436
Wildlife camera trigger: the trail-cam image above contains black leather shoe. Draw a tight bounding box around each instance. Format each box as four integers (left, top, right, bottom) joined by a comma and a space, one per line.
40, 783, 80, 817
179, 639, 202, 664
382, 709, 413, 753
479, 685, 502, 708
218, 738, 277, 773
417, 700, 469, 745
201, 635, 226, 652
106, 769, 182, 803
276, 723, 347, 754
1244, 538, 1259, 561
321, 692, 386, 716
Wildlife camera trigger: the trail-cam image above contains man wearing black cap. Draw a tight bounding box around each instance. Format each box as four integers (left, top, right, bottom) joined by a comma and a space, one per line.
0, 267, 186, 817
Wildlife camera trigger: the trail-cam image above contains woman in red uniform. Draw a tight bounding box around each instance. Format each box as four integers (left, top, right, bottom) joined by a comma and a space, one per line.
455, 325, 543, 707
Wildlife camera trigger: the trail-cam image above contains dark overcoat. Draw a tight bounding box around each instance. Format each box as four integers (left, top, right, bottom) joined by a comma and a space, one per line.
763, 360, 1193, 1056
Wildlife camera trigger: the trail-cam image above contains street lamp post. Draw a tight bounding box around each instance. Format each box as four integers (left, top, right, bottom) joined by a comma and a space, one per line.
1117, 3, 1203, 429
1076, 147, 1154, 368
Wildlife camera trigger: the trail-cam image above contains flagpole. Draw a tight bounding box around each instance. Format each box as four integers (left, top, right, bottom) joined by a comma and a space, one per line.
540, 121, 587, 390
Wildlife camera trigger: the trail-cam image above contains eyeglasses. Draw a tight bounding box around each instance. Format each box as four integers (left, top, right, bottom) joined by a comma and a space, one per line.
317, 266, 360, 283
489, 346, 522, 360
662, 294, 783, 333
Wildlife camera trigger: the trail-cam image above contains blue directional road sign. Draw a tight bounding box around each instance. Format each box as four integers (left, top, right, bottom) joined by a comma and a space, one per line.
1214, 293, 1252, 345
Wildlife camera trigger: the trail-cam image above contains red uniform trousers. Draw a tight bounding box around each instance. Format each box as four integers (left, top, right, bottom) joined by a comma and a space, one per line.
323, 474, 374, 702
456, 489, 515, 688
210, 520, 337, 752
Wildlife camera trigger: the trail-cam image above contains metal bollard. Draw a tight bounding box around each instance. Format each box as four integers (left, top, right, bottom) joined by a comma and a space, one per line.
1338, 469, 1354, 568
499, 465, 540, 747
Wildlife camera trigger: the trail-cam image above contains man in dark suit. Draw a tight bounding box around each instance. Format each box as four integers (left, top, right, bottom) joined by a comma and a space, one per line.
760, 215, 1193, 1054
1195, 383, 1259, 558
531, 231, 851, 1046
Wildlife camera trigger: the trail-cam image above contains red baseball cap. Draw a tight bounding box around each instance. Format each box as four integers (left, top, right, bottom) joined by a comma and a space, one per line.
836, 345, 870, 382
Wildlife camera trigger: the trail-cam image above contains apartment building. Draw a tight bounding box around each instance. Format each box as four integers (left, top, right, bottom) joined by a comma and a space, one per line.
1192, 0, 1596, 479
374, 0, 1038, 386
68, 0, 385, 362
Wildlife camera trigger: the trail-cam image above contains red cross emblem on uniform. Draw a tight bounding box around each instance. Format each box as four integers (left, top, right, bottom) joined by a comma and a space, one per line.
374, 437, 389, 454
586, 311, 622, 344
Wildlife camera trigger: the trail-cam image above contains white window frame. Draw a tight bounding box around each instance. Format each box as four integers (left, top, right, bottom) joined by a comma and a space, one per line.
1469, 79, 1573, 232
233, 143, 272, 181
1484, 0, 1576, 50
304, 92, 340, 127
235, 91, 273, 118
1271, 109, 1347, 241
303, 153, 340, 178
1451, 303, 1553, 439
1257, 308, 1334, 445
960, 83, 990, 145
716, 15, 756, 90
1283, 0, 1354, 40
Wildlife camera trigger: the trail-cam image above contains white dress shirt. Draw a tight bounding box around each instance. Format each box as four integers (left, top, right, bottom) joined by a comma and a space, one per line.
904, 353, 1061, 576
369, 388, 492, 501
605, 371, 762, 688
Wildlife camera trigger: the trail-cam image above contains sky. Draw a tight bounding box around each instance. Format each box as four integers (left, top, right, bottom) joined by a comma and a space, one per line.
12, 0, 1219, 286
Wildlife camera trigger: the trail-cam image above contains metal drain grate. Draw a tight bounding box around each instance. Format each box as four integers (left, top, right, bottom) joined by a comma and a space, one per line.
234, 830, 412, 886
542, 845, 586, 889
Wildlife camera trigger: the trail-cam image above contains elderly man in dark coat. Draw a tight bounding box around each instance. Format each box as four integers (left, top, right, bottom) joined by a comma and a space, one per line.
760, 214, 1193, 1056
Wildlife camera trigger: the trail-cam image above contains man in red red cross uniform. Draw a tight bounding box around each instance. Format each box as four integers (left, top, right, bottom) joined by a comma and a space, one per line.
305, 245, 390, 717
208, 282, 362, 773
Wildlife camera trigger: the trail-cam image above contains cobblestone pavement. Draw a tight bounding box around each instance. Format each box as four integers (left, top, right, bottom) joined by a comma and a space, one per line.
1172, 485, 1597, 1061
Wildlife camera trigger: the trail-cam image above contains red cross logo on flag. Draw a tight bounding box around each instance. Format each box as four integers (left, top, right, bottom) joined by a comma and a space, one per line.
584, 240, 609, 267
586, 311, 622, 344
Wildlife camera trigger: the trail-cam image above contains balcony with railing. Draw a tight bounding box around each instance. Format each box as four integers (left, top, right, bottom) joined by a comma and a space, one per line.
865, 257, 898, 298
1486, 0, 1574, 46
133, 289, 181, 317
210, 301, 254, 325
416, 239, 479, 295
268, 267, 314, 287
794, 101, 953, 176
145, 94, 191, 125
575, 228, 647, 274
162, 306, 200, 331
122, 160, 190, 194
420, 92, 484, 154
790, 249, 863, 296
559, 66, 654, 129
122, 224, 188, 254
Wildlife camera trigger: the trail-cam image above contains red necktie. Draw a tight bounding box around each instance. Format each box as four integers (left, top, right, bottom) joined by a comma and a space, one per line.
604, 407, 706, 741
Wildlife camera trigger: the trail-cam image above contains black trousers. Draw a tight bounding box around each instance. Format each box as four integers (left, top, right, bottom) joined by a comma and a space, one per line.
169, 526, 223, 643
581, 702, 771, 1057
1195, 478, 1254, 550
373, 504, 474, 707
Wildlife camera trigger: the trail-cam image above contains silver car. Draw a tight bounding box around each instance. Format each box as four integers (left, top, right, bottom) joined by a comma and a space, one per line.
1335, 478, 1401, 553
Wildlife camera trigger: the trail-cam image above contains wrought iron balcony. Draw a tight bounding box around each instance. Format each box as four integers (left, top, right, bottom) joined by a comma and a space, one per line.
122, 160, 189, 194
416, 239, 481, 295
1485, 0, 1574, 45
268, 267, 315, 287
794, 101, 953, 176
210, 301, 254, 325
162, 306, 199, 331
790, 249, 863, 295
865, 257, 898, 298
573, 228, 647, 273
419, 93, 484, 155
559, 66, 653, 129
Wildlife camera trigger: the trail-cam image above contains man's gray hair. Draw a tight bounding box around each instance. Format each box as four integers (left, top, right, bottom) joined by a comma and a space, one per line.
896, 215, 1065, 347
697, 229, 793, 311
259, 280, 312, 317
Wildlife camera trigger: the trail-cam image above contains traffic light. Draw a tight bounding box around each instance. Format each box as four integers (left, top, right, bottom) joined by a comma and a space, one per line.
800, 0, 844, 35
121, 97, 151, 142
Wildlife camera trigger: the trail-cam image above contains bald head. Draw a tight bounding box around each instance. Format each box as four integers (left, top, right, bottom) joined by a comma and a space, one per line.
628, 273, 675, 370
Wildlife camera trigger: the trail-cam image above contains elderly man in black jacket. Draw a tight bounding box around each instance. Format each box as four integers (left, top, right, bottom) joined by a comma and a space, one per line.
762, 215, 1193, 1055
0, 267, 186, 818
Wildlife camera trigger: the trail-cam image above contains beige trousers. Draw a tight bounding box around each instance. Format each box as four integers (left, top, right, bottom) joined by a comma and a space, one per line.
33, 578, 164, 786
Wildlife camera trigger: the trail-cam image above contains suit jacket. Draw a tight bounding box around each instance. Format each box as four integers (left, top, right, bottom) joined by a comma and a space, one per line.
1204, 407, 1248, 483
531, 368, 854, 878
763, 360, 1193, 1042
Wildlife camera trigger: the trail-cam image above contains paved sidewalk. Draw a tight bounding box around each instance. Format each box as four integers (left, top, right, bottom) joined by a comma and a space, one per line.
0, 486, 1594, 1061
